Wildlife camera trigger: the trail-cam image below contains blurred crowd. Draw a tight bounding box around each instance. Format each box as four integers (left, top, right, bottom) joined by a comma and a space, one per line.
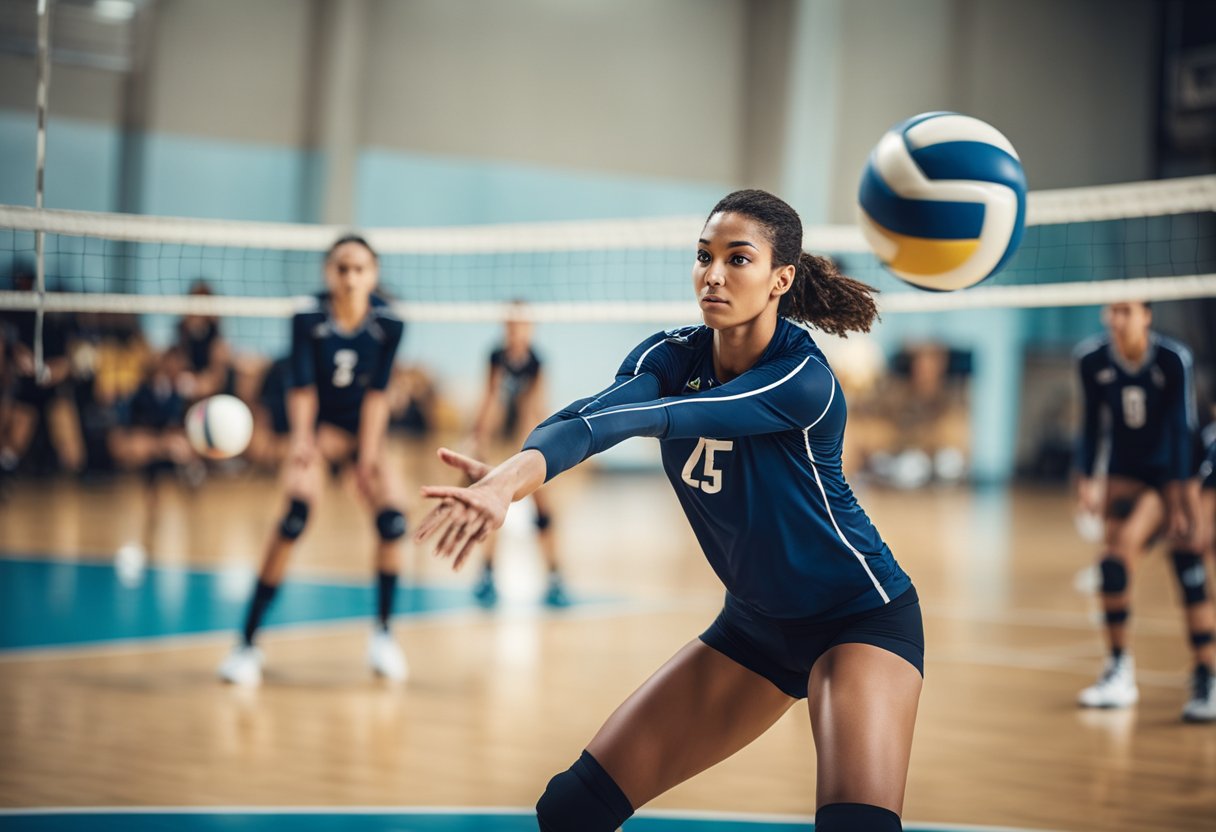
0, 264, 438, 491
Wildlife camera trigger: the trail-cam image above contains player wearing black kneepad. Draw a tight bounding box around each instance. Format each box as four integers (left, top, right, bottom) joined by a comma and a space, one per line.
1073, 302, 1215, 720
220, 235, 410, 687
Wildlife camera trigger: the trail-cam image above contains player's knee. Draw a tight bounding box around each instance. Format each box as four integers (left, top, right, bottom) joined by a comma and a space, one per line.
535, 751, 633, 832
1104, 608, 1130, 625
1106, 497, 1136, 521
279, 498, 310, 540
535, 510, 552, 532
1190, 631, 1214, 650
376, 508, 407, 542
1099, 556, 1128, 596
814, 803, 902, 831
1171, 550, 1208, 606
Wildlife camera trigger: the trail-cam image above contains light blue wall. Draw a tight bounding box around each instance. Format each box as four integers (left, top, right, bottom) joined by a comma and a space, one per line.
0, 110, 121, 211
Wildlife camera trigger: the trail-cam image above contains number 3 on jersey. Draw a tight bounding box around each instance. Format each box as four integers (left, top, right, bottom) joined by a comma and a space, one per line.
332, 349, 358, 388
682, 437, 734, 494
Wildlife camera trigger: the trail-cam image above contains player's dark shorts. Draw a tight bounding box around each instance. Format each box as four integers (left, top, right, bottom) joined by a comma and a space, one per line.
317, 410, 359, 437
12, 376, 62, 408
1107, 463, 1170, 492
1203, 466, 1215, 492
700, 586, 924, 699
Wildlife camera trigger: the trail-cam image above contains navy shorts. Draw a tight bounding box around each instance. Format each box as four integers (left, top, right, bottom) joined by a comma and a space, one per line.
700, 586, 924, 699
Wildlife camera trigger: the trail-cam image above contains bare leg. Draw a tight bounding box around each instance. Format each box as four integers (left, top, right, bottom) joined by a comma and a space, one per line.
46, 397, 85, 473
258, 442, 327, 585
1099, 478, 1164, 654
586, 639, 795, 808
532, 487, 561, 573
808, 643, 923, 814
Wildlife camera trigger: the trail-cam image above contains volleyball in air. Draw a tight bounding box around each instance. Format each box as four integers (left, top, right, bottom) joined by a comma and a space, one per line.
186, 394, 253, 459
858, 111, 1027, 291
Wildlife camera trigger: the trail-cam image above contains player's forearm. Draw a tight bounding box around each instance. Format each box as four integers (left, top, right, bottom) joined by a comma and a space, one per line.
480, 449, 547, 503
287, 388, 318, 443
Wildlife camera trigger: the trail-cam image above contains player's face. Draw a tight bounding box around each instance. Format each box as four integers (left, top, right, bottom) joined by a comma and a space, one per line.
325, 243, 378, 303
505, 318, 533, 351
1103, 302, 1151, 345
693, 212, 793, 330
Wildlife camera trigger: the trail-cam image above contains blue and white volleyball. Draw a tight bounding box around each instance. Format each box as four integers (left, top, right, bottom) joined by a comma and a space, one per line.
186, 394, 253, 459
858, 112, 1027, 291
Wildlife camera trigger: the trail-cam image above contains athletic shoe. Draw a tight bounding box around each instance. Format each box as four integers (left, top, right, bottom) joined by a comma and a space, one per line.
544, 574, 571, 608
473, 569, 498, 607
1078, 655, 1138, 708
1182, 665, 1216, 723
218, 644, 264, 687
368, 629, 408, 682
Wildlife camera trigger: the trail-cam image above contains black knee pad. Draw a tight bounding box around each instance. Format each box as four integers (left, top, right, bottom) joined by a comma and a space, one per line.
535, 510, 552, 532
1099, 556, 1128, 595
815, 802, 902, 831
1171, 550, 1208, 606
1107, 497, 1136, 520
279, 498, 310, 540
375, 508, 407, 542
1105, 608, 1130, 625
1190, 631, 1214, 649
535, 751, 633, 832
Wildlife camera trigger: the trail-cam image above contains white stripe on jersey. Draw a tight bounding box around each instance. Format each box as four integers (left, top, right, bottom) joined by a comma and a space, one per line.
577, 374, 646, 413
802, 427, 890, 604
1157, 334, 1198, 431
805, 357, 836, 431
588, 356, 813, 422
633, 339, 667, 376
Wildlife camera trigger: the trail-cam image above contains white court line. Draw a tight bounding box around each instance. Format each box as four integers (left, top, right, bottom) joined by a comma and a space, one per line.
0, 805, 1075, 831
0, 596, 690, 664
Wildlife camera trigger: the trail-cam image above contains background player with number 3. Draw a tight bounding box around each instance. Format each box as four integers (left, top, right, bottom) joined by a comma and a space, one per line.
218, 235, 410, 687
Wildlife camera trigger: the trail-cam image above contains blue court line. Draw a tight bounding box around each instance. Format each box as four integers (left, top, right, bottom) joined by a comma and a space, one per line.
0, 555, 603, 652
0, 808, 1071, 832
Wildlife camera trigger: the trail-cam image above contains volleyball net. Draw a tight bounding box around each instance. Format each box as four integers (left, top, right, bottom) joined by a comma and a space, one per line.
0, 175, 1213, 359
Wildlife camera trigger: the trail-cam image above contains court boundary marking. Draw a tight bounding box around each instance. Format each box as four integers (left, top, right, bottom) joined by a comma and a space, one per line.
0, 805, 1073, 831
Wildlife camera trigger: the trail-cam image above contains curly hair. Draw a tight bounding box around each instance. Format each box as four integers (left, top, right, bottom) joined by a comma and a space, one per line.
706, 190, 878, 337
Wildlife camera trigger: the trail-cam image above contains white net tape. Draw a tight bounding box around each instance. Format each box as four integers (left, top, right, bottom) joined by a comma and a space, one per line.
0, 175, 1213, 320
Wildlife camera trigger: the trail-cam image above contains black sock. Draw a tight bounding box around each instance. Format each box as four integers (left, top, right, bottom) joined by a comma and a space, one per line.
242, 580, 279, 647
1111, 646, 1124, 661
377, 571, 398, 632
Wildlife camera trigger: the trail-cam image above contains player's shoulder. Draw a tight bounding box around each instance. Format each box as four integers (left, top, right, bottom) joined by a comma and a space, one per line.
1153, 333, 1193, 367
1073, 333, 1108, 363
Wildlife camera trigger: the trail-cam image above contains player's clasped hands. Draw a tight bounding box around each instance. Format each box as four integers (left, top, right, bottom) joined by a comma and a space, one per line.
415, 447, 505, 569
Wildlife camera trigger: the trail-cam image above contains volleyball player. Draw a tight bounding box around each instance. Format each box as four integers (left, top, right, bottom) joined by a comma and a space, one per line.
466, 304, 568, 607
219, 235, 409, 686
416, 191, 923, 832
176, 281, 234, 400
1191, 422, 1216, 720
1073, 301, 1215, 721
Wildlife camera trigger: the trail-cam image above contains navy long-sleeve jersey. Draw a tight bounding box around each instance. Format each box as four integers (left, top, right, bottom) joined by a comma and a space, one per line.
523, 318, 911, 620
1074, 333, 1196, 484
289, 293, 404, 433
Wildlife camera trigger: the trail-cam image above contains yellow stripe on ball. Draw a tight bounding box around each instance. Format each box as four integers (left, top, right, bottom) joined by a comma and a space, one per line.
867, 222, 980, 276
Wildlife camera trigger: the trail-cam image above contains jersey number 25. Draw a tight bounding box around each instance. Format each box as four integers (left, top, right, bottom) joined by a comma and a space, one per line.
682, 438, 733, 494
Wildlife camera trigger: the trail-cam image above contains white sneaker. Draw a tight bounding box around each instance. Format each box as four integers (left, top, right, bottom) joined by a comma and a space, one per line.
1078, 655, 1138, 708
218, 644, 264, 687
1182, 666, 1216, 723
368, 629, 408, 682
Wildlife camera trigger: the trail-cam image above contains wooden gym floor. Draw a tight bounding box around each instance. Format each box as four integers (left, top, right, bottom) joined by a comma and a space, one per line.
1, 436, 1214, 831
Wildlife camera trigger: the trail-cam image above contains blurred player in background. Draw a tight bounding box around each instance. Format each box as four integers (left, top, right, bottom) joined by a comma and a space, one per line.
108, 346, 201, 569
417, 191, 923, 832
219, 234, 409, 686
176, 281, 234, 401
1074, 301, 1215, 721
0, 261, 84, 484
466, 303, 568, 607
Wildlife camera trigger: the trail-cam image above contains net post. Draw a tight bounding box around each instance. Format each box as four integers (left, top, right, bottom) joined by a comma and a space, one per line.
33, 0, 52, 381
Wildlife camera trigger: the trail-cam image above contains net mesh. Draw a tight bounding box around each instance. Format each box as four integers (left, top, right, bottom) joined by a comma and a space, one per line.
1, 175, 1213, 335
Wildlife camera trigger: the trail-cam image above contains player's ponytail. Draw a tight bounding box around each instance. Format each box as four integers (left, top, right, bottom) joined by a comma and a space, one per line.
782, 252, 878, 337
707, 189, 879, 337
